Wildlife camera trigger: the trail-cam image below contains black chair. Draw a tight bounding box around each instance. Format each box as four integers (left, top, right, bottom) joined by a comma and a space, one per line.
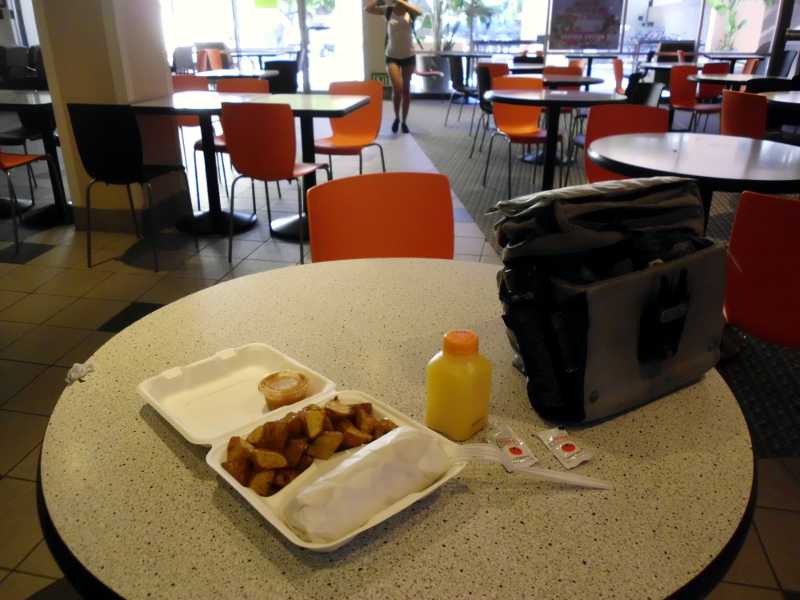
444, 56, 478, 127
746, 76, 800, 139
776, 50, 798, 77
264, 60, 299, 93
172, 46, 195, 73
513, 55, 544, 64
67, 103, 194, 271
469, 64, 496, 158
627, 81, 665, 107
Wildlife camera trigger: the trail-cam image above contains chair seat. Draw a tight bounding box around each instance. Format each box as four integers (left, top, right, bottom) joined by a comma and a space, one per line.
193, 135, 226, 152
672, 102, 721, 113
502, 128, 553, 144
293, 162, 328, 178
141, 163, 186, 181
314, 135, 376, 155
0, 126, 43, 145
0, 152, 44, 170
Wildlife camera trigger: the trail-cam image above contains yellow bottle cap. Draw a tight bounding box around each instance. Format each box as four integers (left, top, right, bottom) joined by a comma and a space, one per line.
442, 329, 478, 356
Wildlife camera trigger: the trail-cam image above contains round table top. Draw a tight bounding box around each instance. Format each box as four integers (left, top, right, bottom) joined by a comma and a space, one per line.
687, 73, 762, 85
195, 68, 278, 79
761, 90, 800, 106
639, 61, 696, 71
41, 259, 753, 600
508, 63, 545, 74
588, 132, 800, 192
566, 53, 619, 59
486, 89, 627, 107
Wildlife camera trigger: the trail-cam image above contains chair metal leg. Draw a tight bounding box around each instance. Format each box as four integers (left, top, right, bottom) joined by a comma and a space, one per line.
85, 179, 98, 268
23, 141, 36, 205
376, 144, 386, 172
5, 171, 19, 254
125, 184, 141, 238
458, 95, 466, 121
469, 113, 484, 158
264, 182, 274, 233
444, 91, 455, 126
143, 183, 159, 273
482, 132, 497, 187
295, 179, 304, 265
469, 101, 478, 136
192, 147, 201, 211
478, 115, 491, 153
218, 153, 229, 200
507, 139, 513, 199
251, 179, 256, 215
358, 150, 363, 175
328, 155, 333, 179
276, 181, 282, 199
227, 175, 245, 263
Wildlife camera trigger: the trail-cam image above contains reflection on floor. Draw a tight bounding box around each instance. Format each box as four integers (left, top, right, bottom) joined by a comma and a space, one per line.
0, 101, 798, 599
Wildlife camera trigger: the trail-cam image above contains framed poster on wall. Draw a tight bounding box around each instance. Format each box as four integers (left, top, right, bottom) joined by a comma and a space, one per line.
548, 0, 624, 50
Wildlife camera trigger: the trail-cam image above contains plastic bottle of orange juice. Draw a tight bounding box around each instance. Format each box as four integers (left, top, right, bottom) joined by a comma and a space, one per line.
425, 330, 492, 441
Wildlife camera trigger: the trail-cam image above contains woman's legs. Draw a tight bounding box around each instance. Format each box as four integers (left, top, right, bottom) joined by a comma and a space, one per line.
387, 62, 403, 132
401, 61, 414, 131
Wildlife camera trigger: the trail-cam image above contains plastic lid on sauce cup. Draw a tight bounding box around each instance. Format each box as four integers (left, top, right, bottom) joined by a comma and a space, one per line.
443, 329, 479, 355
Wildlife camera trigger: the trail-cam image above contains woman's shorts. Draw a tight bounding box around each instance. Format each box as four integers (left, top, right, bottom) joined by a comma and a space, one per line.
386, 55, 415, 68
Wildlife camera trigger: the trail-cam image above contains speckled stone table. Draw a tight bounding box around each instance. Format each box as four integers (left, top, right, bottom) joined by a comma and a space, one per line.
40, 259, 753, 600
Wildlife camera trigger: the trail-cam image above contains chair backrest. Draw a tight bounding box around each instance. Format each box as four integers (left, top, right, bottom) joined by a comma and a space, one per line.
612, 58, 624, 93
721, 90, 766, 138
328, 80, 382, 141
216, 77, 270, 93
513, 55, 544, 64
67, 103, 144, 185
171, 75, 209, 127
697, 62, 728, 99
584, 104, 669, 183
197, 48, 225, 71
742, 58, 760, 75
725, 191, 800, 347
778, 49, 798, 77
264, 60, 299, 93
220, 102, 295, 181
173, 46, 195, 73
491, 76, 544, 134
307, 172, 454, 261
669, 65, 699, 106
656, 40, 695, 63
744, 76, 795, 93
476, 63, 509, 111
627, 81, 665, 106
544, 65, 582, 89
448, 55, 466, 90
567, 59, 586, 73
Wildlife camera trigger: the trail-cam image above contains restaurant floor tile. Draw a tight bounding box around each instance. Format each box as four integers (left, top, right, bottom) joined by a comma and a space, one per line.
0, 294, 75, 325
34, 268, 114, 298
225, 259, 292, 280
756, 459, 800, 511
172, 255, 236, 280
0, 266, 65, 293
98, 302, 164, 333
246, 239, 303, 263
44, 297, 130, 330
0, 321, 35, 350
2, 367, 68, 417
83, 271, 162, 301
54, 331, 115, 368
0, 411, 48, 475
0, 361, 46, 405
0, 290, 26, 312
722, 524, 778, 588
753, 508, 800, 591
0, 571, 57, 600
136, 275, 216, 304
0, 243, 55, 265
0, 478, 42, 568
706, 583, 784, 599
0, 325, 92, 366
7, 446, 39, 482
16, 541, 62, 579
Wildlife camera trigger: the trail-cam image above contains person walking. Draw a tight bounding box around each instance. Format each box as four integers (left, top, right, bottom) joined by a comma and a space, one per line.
366, 0, 423, 133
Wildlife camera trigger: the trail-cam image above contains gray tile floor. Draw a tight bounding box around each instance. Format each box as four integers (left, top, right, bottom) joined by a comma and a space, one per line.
0, 101, 797, 599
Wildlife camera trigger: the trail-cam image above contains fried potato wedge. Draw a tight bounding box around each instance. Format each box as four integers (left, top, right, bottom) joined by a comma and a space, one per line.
373, 418, 398, 438
249, 470, 275, 496
340, 423, 373, 449
284, 438, 309, 468
303, 408, 325, 439
354, 408, 378, 436
251, 449, 288, 470
307, 431, 343, 459
223, 457, 252, 486
227, 436, 253, 463
324, 398, 353, 420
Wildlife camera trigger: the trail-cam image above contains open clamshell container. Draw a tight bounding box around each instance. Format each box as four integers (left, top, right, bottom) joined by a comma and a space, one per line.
138, 343, 464, 551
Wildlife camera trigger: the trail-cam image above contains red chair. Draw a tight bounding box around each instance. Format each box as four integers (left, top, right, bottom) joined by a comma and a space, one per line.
197, 48, 225, 71
697, 62, 728, 101
724, 191, 800, 347
584, 104, 669, 183
0, 152, 55, 254
669, 65, 720, 131
742, 58, 761, 74
307, 172, 454, 261
469, 62, 510, 157
220, 102, 329, 263
483, 76, 555, 198
721, 90, 767, 138
612, 58, 625, 94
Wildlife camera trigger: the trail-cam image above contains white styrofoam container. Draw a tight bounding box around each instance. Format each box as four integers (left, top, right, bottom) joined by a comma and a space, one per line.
138, 343, 335, 445
206, 389, 465, 551
139, 344, 463, 551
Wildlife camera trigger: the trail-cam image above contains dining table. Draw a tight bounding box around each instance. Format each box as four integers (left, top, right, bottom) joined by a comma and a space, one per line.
195, 68, 278, 82
508, 63, 545, 75
486, 89, 628, 190
700, 52, 767, 72
587, 132, 800, 228
38, 258, 754, 599
687, 72, 774, 90
0, 90, 70, 226
565, 53, 618, 78
131, 91, 369, 238
760, 90, 800, 108
229, 47, 299, 70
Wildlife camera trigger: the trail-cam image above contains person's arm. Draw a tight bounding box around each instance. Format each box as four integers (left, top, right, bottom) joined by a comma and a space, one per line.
365, 0, 385, 16
396, 0, 423, 18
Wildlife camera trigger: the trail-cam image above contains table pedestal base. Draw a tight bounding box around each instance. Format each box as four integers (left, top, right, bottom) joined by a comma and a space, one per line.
177, 210, 257, 236
0, 197, 33, 219
270, 214, 308, 242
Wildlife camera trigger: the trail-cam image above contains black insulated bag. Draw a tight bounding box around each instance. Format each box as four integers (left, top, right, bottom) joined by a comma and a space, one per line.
493, 177, 726, 423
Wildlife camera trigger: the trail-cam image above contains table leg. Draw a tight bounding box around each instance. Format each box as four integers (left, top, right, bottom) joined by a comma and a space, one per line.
584, 57, 593, 91
541, 104, 562, 191
177, 114, 256, 235
271, 114, 315, 242
699, 183, 713, 233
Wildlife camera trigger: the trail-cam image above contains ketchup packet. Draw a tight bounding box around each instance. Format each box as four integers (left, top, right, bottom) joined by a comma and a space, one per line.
535, 428, 593, 470
492, 425, 537, 473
